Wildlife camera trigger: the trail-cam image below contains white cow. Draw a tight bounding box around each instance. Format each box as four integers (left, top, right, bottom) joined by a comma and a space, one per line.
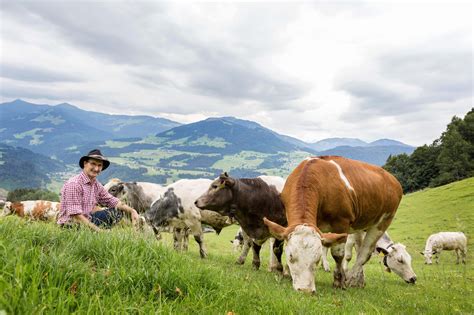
104, 178, 166, 213
343, 232, 417, 283
146, 178, 234, 258
422, 232, 467, 264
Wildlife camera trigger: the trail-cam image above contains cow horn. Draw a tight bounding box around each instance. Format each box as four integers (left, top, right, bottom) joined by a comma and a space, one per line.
263, 217, 287, 240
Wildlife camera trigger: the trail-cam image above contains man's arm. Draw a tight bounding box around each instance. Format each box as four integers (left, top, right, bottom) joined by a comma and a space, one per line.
72, 214, 103, 232
116, 201, 140, 226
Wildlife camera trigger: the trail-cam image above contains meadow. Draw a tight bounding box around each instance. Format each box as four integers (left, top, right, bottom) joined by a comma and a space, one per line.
1, 178, 473, 314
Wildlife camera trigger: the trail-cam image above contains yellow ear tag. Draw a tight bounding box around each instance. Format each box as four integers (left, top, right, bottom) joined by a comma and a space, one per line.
219, 183, 226, 189
379, 252, 385, 257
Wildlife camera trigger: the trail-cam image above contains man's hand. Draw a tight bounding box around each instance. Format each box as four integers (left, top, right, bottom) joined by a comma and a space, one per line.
116, 201, 140, 229
130, 209, 140, 227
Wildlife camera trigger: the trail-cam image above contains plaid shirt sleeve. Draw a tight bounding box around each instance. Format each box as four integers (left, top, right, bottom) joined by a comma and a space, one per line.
61, 181, 84, 216
97, 183, 120, 209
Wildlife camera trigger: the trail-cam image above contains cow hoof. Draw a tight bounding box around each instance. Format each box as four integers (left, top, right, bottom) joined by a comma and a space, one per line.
345, 277, 365, 288
235, 259, 245, 265
332, 271, 346, 289
345, 270, 365, 288
269, 265, 284, 273
332, 281, 346, 289
252, 263, 261, 270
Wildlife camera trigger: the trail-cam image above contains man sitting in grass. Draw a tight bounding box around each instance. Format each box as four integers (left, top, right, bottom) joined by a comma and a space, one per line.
57, 149, 139, 232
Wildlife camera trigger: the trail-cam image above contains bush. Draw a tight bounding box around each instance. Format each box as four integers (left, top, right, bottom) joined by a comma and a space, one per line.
7, 188, 60, 202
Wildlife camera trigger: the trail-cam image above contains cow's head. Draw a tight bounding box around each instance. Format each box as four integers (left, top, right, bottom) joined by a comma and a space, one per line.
420, 249, 435, 265
263, 217, 347, 293
145, 188, 182, 238
194, 172, 235, 215
378, 244, 416, 284
107, 182, 126, 198
1, 201, 12, 216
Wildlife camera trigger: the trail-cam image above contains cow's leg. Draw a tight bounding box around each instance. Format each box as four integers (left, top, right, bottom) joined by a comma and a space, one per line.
342, 236, 355, 272
152, 226, 162, 240
435, 251, 441, 264
461, 247, 467, 264
269, 238, 284, 273
321, 246, 331, 272
173, 227, 183, 251
268, 238, 275, 271
182, 228, 190, 251
236, 229, 252, 265
251, 242, 262, 270
455, 249, 461, 264
331, 243, 346, 289
187, 220, 207, 258
346, 226, 384, 288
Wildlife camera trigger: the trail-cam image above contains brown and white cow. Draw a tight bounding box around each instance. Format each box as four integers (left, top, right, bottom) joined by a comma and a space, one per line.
1, 200, 61, 221
263, 156, 403, 292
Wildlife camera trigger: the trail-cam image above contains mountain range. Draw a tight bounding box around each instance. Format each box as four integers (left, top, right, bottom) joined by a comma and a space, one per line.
0, 99, 415, 190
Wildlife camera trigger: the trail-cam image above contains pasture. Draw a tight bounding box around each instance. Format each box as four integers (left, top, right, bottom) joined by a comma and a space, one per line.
1, 177, 473, 314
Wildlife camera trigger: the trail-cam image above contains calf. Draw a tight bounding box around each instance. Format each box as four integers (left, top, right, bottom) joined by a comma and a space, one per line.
343, 232, 416, 283
1, 200, 60, 221
232, 175, 286, 268
422, 232, 467, 264
146, 178, 233, 258
195, 173, 287, 272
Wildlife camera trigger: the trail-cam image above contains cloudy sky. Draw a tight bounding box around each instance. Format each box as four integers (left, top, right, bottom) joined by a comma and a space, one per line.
1, 1, 472, 146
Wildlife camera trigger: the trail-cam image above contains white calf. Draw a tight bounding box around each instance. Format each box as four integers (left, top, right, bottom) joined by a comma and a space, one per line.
343, 231, 417, 283
422, 232, 467, 264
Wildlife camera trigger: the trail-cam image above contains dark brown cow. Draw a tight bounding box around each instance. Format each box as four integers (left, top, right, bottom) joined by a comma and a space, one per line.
264, 156, 403, 292
195, 173, 287, 272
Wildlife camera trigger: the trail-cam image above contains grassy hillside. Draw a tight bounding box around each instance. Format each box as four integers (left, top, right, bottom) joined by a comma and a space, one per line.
0, 178, 473, 314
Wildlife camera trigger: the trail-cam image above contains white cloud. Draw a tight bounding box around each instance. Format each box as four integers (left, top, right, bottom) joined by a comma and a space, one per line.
0, 1, 472, 146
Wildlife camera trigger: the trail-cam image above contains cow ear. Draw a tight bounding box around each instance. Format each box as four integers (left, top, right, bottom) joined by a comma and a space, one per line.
320, 233, 348, 246
263, 217, 287, 240
377, 247, 389, 255
224, 177, 235, 187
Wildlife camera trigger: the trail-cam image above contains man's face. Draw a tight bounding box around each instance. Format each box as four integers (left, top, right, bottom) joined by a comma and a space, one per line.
83, 158, 103, 180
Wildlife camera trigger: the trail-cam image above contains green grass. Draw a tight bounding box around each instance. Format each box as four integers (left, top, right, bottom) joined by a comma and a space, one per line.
1, 178, 473, 314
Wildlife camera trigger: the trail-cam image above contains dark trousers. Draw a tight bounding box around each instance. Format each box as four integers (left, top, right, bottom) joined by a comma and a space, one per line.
90, 208, 123, 229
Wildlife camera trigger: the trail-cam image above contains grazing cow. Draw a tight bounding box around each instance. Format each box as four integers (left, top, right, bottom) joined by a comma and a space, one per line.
343, 232, 416, 283
145, 178, 233, 258
263, 156, 403, 292
195, 173, 287, 272
1, 200, 60, 221
421, 232, 467, 264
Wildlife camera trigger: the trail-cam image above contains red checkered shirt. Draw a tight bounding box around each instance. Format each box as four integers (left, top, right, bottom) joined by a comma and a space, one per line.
57, 171, 119, 224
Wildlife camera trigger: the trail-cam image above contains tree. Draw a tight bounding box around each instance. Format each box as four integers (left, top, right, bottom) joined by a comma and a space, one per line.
384, 153, 414, 193
431, 114, 474, 187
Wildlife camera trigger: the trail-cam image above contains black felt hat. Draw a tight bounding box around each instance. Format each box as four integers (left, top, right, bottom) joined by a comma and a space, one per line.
79, 149, 110, 170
